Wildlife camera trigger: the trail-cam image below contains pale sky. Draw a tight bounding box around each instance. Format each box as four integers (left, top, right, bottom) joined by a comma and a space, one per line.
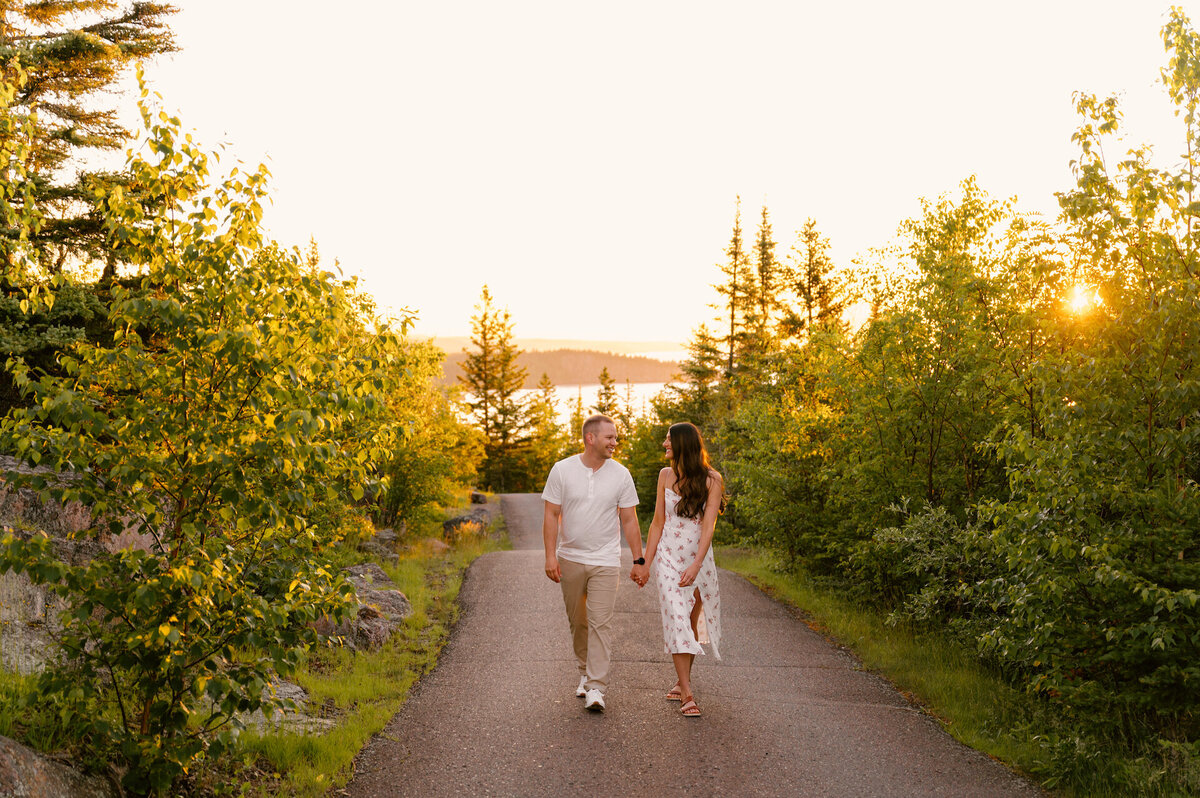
120, 1, 1200, 344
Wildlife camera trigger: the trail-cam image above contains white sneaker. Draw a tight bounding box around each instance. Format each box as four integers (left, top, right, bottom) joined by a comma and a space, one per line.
576, 675, 588, 698
584, 688, 605, 712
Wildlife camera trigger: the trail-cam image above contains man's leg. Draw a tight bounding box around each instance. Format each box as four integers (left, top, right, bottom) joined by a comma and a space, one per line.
558, 558, 589, 679
582, 564, 620, 692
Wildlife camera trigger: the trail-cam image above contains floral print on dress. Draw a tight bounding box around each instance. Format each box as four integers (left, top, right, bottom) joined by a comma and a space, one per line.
652, 487, 721, 660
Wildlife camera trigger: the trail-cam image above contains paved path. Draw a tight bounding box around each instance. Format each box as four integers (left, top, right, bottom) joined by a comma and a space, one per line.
345, 494, 1041, 798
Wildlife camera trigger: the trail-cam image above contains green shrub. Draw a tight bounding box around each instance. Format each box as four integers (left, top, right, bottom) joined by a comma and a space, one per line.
975, 13, 1200, 736
844, 503, 1005, 649
0, 82, 404, 794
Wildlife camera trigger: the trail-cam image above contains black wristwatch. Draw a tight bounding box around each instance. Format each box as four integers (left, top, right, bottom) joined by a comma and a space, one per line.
633, 557, 645, 565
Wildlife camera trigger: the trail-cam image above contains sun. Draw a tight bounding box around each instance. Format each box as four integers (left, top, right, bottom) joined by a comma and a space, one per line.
1066, 284, 1099, 314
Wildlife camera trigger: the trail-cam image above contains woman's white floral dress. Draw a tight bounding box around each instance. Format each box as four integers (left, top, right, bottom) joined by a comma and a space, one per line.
653, 487, 721, 659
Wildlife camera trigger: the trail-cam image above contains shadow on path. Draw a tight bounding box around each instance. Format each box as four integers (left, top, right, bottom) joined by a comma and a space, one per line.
345, 494, 1041, 797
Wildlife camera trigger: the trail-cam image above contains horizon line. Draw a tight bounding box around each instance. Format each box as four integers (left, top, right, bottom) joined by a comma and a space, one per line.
420, 334, 686, 351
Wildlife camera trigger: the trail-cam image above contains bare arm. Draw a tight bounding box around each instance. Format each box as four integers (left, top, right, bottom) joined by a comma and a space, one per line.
618, 505, 643, 558
543, 501, 562, 582
695, 472, 724, 561
619, 504, 648, 587
643, 467, 670, 566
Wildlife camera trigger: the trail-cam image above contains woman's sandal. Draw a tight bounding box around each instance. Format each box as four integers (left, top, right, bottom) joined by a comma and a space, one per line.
680, 696, 701, 717
666, 683, 683, 701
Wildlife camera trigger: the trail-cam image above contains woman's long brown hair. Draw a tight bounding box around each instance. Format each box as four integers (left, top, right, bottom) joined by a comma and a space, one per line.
668, 422, 724, 520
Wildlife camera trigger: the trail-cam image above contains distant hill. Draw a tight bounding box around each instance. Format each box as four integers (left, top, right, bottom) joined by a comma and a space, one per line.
441, 348, 681, 389
432, 336, 683, 358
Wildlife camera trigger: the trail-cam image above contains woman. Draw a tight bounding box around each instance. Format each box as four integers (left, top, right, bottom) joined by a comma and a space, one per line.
643, 421, 724, 718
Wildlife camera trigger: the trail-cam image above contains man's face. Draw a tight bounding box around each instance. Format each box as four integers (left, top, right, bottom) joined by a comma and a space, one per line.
586, 421, 619, 460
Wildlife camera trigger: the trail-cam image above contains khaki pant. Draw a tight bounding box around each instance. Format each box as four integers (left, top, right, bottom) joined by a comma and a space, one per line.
558, 557, 619, 692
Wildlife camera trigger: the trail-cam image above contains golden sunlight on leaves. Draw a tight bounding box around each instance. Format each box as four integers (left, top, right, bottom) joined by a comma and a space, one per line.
1065, 284, 1100, 314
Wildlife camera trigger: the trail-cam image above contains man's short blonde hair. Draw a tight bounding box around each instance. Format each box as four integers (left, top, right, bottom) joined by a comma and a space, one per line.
582, 414, 614, 441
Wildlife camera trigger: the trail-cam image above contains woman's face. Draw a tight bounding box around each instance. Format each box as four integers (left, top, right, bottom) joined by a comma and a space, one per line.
662, 434, 674, 461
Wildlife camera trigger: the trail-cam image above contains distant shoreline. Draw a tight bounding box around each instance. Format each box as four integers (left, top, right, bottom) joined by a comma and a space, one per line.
438, 346, 681, 389
427, 335, 685, 360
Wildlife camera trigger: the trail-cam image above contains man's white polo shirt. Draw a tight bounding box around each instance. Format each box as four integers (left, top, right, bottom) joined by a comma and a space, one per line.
541, 455, 639, 567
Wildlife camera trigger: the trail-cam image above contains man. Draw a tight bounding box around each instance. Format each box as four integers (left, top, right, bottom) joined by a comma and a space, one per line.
542, 414, 649, 712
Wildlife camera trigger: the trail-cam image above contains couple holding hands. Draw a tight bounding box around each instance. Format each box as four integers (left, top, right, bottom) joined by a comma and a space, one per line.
542, 415, 723, 719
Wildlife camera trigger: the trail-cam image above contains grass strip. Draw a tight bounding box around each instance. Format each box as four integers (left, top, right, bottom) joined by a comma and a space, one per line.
715, 547, 1200, 798
205, 527, 502, 797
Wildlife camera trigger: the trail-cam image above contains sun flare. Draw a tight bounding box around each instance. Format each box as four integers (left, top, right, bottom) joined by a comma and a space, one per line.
1066, 284, 1099, 314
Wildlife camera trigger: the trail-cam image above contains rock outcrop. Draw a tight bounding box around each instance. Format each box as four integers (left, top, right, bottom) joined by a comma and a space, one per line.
343, 563, 413, 649
0, 456, 156, 675
0, 456, 94, 676
241, 680, 335, 734
312, 563, 413, 650
442, 507, 490, 539
0, 734, 117, 798
0, 456, 91, 539
357, 525, 401, 565
421, 537, 450, 555
0, 572, 61, 674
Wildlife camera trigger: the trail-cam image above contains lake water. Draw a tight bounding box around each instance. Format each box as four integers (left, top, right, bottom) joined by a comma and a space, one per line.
636, 351, 685, 363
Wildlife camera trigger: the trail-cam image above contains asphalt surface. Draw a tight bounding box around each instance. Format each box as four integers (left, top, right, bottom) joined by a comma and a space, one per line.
344, 493, 1042, 798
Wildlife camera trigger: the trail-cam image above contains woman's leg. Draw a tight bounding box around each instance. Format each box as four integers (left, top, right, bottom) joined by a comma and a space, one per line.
671, 652, 694, 700
686, 593, 704, 686
678, 601, 703, 716
690, 593, 704, 641
668, 590, 706, 700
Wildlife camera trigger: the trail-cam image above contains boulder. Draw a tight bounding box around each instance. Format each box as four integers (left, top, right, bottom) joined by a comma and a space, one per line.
0, 734, 117, 798
337, 563, 413, 649
442, 507, 490, 539
421, 537, 450, 555
241, 680, 334, 734
373, 527, 400, 545
357, 526, 400, 565
350, 604, 394, 650
469, 490, 487, 504
344, 561, 394, 590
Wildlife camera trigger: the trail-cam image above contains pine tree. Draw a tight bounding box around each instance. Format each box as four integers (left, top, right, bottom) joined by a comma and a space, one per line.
592, 366, 619, 418
736, 204, 781, 368
622, 378, 637, 426
678, 324, 722, 395
1, 2, 178, 274
568, 387, 584, 443
666, 323, 724, 430
712, 197, 752, 377
752, 204, 781, 331
524, 372, 567, 479
459, 285, 529, 491
782, 218, 844, 340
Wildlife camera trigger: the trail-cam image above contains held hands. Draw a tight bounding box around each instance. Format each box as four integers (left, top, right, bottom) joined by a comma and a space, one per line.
630, 562, 649, 588
544, 556, 561, 583
678, 561, 701, 588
